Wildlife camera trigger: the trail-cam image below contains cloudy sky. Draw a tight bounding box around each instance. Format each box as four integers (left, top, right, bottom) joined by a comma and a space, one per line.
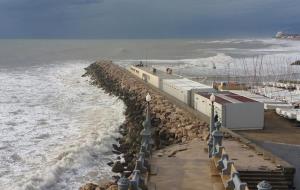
0, 0, 299, 38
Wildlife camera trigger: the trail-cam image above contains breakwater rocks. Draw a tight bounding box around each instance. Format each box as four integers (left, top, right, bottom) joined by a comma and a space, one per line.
80, 60, 208, 190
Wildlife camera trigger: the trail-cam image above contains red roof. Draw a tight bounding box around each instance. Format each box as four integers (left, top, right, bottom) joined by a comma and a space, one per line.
196, 92, 257, 104
226, 94, 257, 103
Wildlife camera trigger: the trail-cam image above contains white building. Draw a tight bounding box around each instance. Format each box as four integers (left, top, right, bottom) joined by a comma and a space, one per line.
194, 92, 264, 130
162, 78, 216, 107
128, 65, 178, 88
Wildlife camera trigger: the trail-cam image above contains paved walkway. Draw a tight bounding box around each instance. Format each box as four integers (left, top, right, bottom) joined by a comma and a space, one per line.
222, 139, 277, 171
149, 138, 280, 190
149, 139, 224, 190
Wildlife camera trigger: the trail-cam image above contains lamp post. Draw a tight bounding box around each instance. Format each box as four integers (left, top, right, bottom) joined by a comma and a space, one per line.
146, 93, 151, 116
140, 93, 153, 157
210, 93, 216, 135
208, 93, 216, 158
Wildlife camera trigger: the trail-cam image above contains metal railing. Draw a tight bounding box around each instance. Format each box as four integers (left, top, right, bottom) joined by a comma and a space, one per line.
118, 97, 153, 190
208, 96, 272, 190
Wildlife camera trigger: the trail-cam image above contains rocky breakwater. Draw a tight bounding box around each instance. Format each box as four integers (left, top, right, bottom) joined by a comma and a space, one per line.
80, 60, 208, 190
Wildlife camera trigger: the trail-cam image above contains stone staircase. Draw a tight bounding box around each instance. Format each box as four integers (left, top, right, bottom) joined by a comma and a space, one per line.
239, 170, 294, 190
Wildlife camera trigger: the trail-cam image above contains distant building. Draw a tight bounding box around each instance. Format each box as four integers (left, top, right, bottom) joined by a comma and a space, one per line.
275, 31, 300, 40
213, 81, 248, 91
275, 31, 284, 38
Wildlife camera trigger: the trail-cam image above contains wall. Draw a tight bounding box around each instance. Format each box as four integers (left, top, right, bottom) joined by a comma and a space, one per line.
190, 88, 216, 109
129, 66, 160, 88
224, 102, 264, 130
194, 93, 223, 122
161, 80, 190, 105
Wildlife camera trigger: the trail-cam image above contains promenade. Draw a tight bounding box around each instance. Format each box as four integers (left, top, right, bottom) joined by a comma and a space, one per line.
149, 138, 280, 190
150, 139, 224, 190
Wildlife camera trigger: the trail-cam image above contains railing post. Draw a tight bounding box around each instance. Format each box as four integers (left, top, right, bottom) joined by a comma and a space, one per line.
215, 145, 224, 158
130, 170, 143, 190
135, 153, 148, 174
227, 172, 247, 190
257, 181, 272, 190
212, 121, 223, 156
118, 177, 130, 190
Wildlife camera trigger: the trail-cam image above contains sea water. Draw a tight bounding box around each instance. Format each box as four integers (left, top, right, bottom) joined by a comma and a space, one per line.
0, 61, 126, 190
1, 38, 300, 189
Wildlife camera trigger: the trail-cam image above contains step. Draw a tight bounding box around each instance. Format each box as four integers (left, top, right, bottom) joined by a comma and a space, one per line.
240, 176, 288, 180
239, 173, 286, 177
243, 180, 290, 185
239, 170, 283, 174
247, 184, 290, 189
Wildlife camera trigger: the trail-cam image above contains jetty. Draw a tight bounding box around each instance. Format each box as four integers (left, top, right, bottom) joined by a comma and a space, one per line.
81, 61, 296, 190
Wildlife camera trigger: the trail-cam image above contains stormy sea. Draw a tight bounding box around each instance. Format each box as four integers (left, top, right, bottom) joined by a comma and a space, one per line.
1, 38, 300, 190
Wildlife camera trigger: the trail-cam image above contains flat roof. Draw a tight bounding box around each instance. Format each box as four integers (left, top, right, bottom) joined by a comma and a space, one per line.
196, 91, 257, 105
163, 78, 213, 90
131, 65, 180, 79
229, 90, 285, 104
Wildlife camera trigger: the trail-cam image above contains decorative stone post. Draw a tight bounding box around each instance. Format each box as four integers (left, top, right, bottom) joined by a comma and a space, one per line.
130, 170, 143, 190
208, 93, 216, 158
118, 177, 130, 190
257, 181, 272, 190
212, 121, 223, 156
135, 152, 147, 174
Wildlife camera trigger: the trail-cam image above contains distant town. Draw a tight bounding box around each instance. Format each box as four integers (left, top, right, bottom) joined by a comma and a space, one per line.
275, 31, 300, 40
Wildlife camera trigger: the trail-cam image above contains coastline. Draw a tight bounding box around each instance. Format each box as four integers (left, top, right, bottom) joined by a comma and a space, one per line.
79, 60, 209, 190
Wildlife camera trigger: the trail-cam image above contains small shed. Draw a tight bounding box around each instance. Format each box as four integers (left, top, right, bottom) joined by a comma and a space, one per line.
162, 78, 216, 107
194, 91, 264, 130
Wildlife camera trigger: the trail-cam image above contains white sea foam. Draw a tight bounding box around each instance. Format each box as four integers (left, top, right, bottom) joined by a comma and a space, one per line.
117, 38, 300, 77
116, 53, 233, 68
0, 61, 125, 190
188, 38, 267, 44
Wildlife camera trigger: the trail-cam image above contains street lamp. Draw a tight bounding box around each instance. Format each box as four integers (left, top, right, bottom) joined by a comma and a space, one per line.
141, 93, 153, 157
208, 93, 216, 158
210, 93, 216, 134
210, 93, 215, 102
146, 92, 151, 113
145, 93, 151, 119
146, 93, 151, 102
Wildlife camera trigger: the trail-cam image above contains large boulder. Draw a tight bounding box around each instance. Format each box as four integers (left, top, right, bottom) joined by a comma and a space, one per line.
111, 161, 124, 173
79, 183, 100, 190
